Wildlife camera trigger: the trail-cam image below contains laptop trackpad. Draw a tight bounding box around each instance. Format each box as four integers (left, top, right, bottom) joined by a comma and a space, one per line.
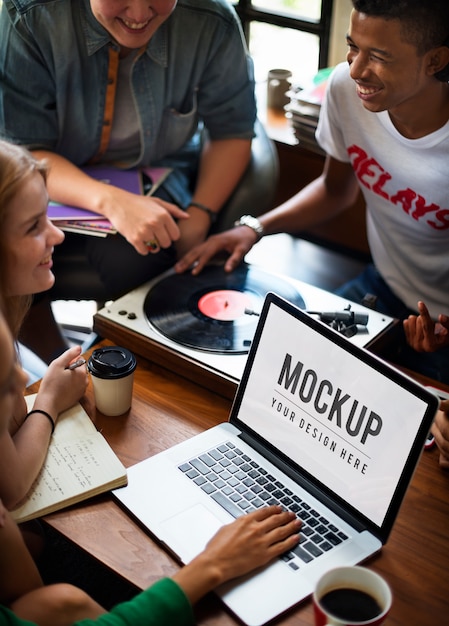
160, 504, 223, 562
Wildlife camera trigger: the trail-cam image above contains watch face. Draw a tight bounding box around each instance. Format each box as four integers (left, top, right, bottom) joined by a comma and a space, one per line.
242, 215, 261, 229
234, 216, 263, 237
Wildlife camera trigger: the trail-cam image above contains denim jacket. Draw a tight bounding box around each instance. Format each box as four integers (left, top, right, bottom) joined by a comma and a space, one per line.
0, 0, 256, 205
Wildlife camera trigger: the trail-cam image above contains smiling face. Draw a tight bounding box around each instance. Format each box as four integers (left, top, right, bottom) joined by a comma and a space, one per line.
346, 10, 437, 116
90, 0, 177, 54
2, 171, 64, 297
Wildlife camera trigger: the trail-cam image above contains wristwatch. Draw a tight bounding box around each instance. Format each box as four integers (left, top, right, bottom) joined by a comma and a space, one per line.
234, 214, 265, 240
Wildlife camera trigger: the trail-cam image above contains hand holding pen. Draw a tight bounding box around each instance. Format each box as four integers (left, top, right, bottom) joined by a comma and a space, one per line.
66, 358, 87, 371
37, 348, 88, 418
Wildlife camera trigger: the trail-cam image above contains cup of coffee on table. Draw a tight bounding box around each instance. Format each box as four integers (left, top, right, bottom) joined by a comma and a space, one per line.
313, 566, 392, 625
87, 346, 137, 416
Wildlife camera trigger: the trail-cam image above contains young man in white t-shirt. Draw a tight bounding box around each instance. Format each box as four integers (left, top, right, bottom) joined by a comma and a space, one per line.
176, 0, 449, 384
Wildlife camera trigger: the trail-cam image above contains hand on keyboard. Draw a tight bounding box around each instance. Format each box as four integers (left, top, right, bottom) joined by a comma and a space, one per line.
192, 506, 301, 587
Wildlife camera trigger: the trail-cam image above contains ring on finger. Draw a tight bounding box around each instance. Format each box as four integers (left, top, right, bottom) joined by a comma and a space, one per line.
144, 239, 159, 252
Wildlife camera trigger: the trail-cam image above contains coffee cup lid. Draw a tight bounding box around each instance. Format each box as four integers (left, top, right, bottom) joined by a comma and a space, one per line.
87, 346, 136, 379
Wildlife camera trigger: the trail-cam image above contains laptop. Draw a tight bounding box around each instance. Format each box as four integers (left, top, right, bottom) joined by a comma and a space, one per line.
113, 293, 438, 625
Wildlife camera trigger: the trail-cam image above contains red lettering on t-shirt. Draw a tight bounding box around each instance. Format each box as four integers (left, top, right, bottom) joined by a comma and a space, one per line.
347, 144, 449, 230
348, 146, 390, 198
390, 188, 416, 214
348, 145, 367, 172
428, 209, 449, 230
410, 196, 440, 221
372, 173, 391, 200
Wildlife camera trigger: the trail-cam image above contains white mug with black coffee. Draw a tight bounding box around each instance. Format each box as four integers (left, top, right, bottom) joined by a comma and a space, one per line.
313, 566, 392, 626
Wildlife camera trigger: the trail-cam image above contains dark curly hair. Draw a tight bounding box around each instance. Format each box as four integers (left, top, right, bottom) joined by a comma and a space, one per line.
352, 0, 449, 81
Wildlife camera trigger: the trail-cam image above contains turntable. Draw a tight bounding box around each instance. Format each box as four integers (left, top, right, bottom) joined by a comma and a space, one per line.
94, 263, 397, 399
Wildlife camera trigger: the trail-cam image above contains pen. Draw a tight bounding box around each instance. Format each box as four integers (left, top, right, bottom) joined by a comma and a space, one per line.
66, 358, 87, 370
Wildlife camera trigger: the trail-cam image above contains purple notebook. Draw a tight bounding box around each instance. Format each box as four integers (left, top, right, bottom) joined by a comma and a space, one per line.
48, 165, 172, 237
48, 166, 143, 221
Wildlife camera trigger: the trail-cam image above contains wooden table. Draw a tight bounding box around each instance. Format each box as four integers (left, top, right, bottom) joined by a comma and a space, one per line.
34, 341, 449, 625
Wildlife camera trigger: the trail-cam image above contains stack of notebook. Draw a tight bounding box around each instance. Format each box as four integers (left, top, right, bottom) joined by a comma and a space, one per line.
285, 67, 333, 155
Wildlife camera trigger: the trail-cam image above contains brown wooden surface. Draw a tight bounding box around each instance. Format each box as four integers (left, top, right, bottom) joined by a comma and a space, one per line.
29, 340, 449, 625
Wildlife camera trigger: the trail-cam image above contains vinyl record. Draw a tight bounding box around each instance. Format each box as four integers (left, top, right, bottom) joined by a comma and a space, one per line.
144, 263, 305, 354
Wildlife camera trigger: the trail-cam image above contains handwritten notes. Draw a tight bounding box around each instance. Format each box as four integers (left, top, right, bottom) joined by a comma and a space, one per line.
12, 398, 127, 523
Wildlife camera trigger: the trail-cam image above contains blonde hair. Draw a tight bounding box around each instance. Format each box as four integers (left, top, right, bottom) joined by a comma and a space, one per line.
0, 141, 48, 338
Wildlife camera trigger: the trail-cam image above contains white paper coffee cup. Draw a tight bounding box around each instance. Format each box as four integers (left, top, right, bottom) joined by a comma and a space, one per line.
87, 346, 137, 416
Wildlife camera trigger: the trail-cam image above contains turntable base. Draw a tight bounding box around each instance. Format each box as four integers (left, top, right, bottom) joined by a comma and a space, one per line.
94, 265, 397, 399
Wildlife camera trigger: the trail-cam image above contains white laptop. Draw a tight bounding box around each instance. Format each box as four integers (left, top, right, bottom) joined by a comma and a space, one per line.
113, 293, 438, 625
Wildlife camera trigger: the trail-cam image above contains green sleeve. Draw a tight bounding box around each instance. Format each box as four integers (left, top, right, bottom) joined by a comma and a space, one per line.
0, 607, 34, 626
81, 578, 195, 626
0, 579, 195, 626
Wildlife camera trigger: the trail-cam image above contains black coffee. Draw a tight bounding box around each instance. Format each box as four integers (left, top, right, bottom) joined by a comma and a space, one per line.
320, 587, 382, 621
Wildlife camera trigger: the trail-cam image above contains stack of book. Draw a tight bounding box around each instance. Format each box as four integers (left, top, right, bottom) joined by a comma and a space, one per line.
284, 67, 334, 155
48, 165, 172, 237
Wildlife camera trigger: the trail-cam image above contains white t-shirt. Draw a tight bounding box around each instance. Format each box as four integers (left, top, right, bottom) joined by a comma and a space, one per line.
316, 62, 449, 318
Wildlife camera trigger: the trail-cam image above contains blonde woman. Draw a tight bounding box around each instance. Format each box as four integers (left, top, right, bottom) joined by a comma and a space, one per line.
0, 140, 88, 510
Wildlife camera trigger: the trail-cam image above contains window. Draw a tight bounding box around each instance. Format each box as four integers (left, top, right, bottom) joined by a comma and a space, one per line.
232, 0, 334, 87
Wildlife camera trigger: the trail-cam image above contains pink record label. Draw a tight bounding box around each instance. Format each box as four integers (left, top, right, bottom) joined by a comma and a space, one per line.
198, 290, 253, 321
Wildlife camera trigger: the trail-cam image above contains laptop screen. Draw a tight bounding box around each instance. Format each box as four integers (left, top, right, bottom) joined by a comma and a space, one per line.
232, 294, 438, 532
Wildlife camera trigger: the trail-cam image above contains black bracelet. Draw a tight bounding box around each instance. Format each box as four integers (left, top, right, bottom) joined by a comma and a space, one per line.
187, 201, 217, 223
25, 409, 55, 435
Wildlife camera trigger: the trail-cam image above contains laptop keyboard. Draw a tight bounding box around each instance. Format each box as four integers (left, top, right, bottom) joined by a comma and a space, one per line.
178, 440, 349, 571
